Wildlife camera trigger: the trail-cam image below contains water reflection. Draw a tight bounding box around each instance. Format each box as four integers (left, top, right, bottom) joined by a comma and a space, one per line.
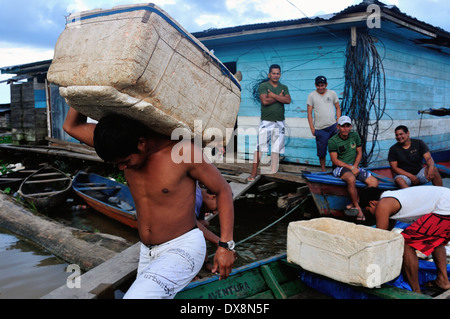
0, 228, 69, 299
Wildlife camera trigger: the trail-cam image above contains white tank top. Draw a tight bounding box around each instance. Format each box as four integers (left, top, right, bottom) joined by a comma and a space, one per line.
380, 186, 450, 223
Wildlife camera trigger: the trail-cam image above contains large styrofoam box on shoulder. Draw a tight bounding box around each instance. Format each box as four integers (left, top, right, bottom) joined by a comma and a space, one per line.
287, 218, 404, 287
47, 3, 240, 145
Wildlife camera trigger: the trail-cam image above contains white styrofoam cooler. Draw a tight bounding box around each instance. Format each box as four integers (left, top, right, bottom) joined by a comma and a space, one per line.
287, 218, 404, 288
47, 3, 240, 145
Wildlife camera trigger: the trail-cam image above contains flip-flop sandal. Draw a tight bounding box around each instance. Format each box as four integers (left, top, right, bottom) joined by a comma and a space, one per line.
356, 215, 366, 221
344, 208, 359, 216
246, 176, 256, 182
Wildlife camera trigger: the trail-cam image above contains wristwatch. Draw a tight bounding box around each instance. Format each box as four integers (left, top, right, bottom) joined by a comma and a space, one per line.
218, 239, 235, 251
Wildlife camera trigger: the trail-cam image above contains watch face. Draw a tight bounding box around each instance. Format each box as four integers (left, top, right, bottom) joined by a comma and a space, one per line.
219, 240, 235, 250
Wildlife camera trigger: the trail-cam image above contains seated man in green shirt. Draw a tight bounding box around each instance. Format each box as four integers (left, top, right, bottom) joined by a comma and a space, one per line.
328, 116, 379, 221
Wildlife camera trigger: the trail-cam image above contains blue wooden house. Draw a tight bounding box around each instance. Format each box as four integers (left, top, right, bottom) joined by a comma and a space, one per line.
193, 0, 450, 167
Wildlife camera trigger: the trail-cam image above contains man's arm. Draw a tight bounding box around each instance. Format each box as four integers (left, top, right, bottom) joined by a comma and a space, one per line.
423, 151, 438, 180
335, 102, 341, 120
307, 105, 315, 136
329, 147, 361, 176
188, 146, 235, 279
260, 90, 291, 106
353, 146, 362, 169
374, 198, 400, 231
63, 107, 96, 147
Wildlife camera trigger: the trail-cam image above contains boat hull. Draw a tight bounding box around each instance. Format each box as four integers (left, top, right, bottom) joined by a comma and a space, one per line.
18, 165, 72, 212
303, 166, 397, 217
175, 254, 432, 299
72, 171, 137, 229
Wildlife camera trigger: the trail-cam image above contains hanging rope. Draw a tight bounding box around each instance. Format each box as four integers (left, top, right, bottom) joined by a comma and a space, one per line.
341, 29, 387, 166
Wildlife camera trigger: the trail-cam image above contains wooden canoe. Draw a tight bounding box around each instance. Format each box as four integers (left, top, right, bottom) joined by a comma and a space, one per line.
72, 171, 137, 229
18, 165, 72, 212
0, 169, 37, 192
175, 254, 434, 299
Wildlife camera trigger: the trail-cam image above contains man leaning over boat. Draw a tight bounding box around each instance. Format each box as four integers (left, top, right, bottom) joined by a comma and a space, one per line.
366, 186, 450, 294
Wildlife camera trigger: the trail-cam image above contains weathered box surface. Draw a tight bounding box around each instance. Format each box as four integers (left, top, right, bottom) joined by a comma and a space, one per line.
47, 3, 240, 144
287, 218, 404, 287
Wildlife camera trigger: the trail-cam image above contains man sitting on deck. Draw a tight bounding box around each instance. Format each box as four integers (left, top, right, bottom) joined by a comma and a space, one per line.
63, 108, 236, 299
328, 116, 379, 221
388, 125, 442, 188
366, 185, 450, 294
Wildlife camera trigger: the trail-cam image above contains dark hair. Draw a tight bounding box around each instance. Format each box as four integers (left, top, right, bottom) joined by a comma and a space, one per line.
269, 64, 281, 73
395, 125, 408, 133
93, 113, 151, 162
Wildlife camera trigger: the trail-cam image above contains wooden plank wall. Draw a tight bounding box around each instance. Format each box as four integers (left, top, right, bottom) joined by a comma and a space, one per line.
10, 81, 48, 145
206, 28, 450, 167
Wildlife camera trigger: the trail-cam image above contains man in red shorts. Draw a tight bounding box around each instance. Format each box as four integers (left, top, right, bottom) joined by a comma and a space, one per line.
366, 185, 450, 293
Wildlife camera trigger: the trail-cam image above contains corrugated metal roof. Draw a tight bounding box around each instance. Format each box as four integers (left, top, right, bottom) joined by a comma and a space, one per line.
0, 59, 52, 75
192, 0, 450, 50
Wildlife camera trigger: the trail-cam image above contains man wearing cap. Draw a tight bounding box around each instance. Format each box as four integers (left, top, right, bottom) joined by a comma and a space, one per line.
307, 76, 341, 171
328, 116, 379, 221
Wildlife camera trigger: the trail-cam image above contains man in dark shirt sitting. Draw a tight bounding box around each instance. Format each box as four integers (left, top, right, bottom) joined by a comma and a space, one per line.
388, 125, 442, 188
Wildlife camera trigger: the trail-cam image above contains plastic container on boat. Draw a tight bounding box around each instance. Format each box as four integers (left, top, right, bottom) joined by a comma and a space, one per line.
47, 3, 241, 144
287, 218, 404, 288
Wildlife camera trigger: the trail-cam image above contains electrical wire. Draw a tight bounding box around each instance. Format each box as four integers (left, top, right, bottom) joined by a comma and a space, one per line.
341, 29, 387, 166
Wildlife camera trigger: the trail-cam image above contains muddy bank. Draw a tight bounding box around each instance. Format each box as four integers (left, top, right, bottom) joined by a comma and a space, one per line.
0, 193, 132, 271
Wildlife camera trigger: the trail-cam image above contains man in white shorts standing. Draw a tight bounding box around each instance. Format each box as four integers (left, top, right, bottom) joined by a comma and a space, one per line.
249, 64, 291, 181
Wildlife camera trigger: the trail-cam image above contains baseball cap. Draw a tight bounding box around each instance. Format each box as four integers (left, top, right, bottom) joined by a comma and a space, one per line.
315, 76, 327, 84
338, 116, 352, 126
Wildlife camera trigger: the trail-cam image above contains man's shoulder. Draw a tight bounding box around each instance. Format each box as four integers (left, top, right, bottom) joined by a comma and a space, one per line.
258, 80, 269, 89
349, 131, 360, 139
410, 138, 426, 145
308, 90, 318, 97
328, 133, 340, 143
278, 82, 289, 89
389, 142, 401, 150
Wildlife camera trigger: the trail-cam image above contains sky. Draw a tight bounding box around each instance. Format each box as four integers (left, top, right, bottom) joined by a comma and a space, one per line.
0, 0, 449, 104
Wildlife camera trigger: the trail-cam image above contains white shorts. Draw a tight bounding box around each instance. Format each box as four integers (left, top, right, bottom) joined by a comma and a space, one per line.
256, 120, 285, 154
123, 228, 206, 299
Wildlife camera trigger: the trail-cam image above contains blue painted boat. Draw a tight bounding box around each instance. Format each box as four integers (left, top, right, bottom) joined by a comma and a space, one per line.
431, 149, 450, 176
302, 166, 397, 218
72, 171, 137, 229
